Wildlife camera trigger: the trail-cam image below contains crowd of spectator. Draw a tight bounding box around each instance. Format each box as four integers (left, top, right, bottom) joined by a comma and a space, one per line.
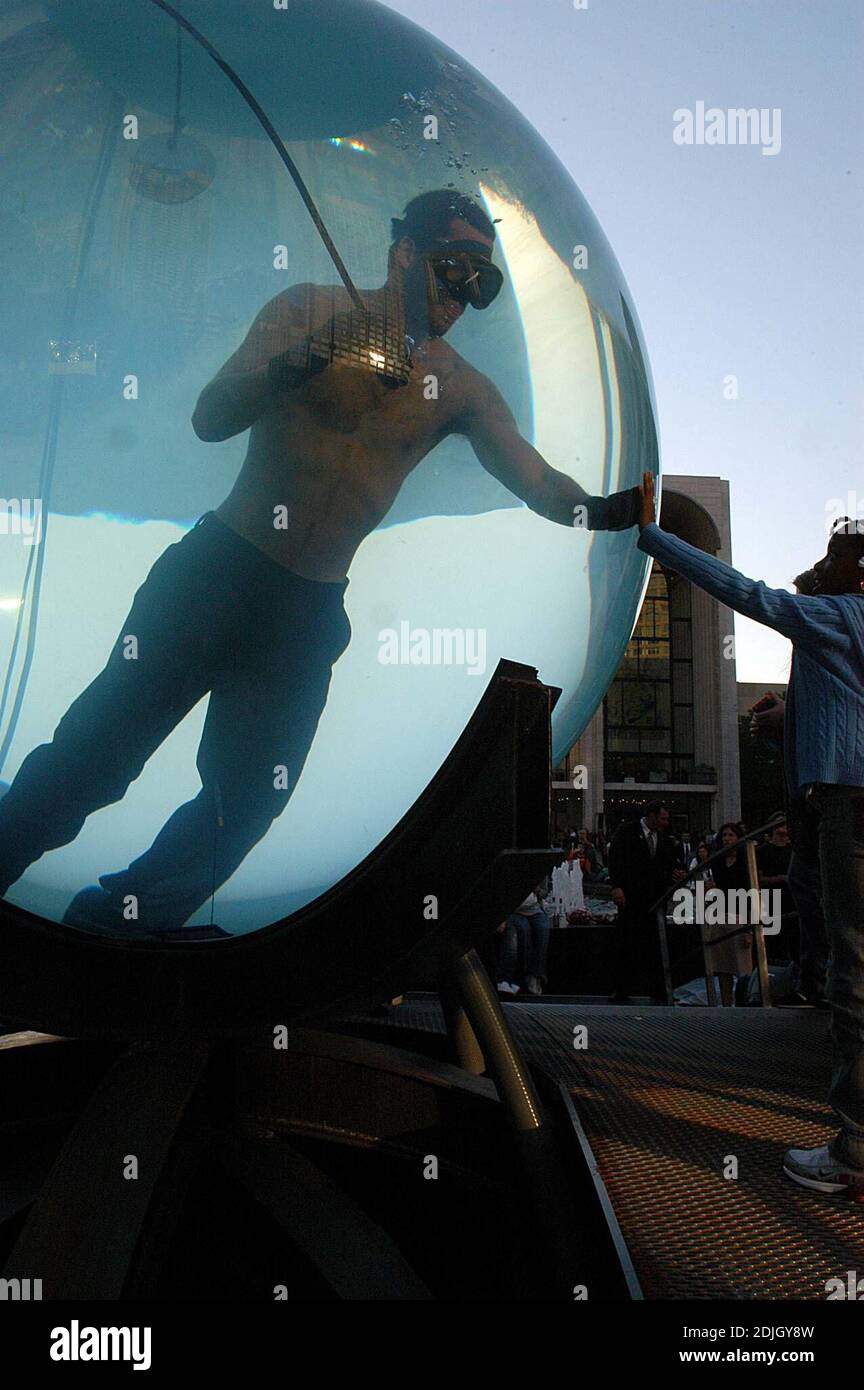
496, 809, 800, 1007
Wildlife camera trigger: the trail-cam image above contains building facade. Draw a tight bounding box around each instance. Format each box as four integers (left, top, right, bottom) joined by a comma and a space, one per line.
554, 475, 742, 840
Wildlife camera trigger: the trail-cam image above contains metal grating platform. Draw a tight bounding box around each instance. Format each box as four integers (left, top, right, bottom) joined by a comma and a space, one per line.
355, 999, 864, 1299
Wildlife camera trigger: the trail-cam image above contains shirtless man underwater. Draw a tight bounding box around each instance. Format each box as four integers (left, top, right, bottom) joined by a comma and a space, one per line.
0, 190, 639, 934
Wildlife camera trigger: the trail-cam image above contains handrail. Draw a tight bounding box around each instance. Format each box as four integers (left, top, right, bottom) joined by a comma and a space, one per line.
647, 812, 787, 918
647, 812, 786, 1007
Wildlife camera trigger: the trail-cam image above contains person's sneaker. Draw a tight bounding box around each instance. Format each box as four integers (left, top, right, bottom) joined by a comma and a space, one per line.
497, 981, 519, 996
782, 1143, 864, 1197
524, 975, 543, 996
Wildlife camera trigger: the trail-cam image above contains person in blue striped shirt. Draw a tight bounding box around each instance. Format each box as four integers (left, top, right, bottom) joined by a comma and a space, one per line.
636, 471, 864, 1199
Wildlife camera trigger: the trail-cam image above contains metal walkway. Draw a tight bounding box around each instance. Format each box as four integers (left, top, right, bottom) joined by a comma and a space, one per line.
358, 999, 864, 1299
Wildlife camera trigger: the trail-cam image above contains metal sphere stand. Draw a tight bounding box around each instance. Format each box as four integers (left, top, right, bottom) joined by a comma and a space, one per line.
0, 661, 634, 1300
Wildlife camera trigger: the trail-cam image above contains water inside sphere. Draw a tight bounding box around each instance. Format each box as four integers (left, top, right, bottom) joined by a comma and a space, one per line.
0, 0, 657, 937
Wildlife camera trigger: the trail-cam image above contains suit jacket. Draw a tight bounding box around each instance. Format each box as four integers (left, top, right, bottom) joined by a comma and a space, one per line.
607, 820, 683, 921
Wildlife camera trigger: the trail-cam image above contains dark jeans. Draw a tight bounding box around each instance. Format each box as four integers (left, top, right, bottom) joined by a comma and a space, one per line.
497, 910, 550, 983
809, 783, 864, 1166
0, 513, 350, 931
787, 851, 829, 1001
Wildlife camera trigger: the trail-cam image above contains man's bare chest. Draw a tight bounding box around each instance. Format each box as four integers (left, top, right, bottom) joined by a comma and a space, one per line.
294, 353, 462, 451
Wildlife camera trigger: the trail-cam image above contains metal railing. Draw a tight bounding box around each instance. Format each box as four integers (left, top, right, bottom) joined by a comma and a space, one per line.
647, 813, 789, 1007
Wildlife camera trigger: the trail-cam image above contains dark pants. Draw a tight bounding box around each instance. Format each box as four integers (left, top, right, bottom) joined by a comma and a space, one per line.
496, 910, 550, 983
613, 908, 666, 998
809, 783, 864, 1166
787, 851, 828, 1001
0, 513, 350, 931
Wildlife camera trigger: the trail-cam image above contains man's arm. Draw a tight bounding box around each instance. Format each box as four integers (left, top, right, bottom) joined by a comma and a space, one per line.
191, 284, 317, 442
457, 371, 640, 530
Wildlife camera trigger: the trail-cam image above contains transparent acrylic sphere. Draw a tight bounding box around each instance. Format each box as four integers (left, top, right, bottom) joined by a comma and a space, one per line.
0, 0, 656, 934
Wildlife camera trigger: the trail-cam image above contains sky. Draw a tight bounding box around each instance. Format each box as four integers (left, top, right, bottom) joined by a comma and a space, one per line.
385, 0, 863, 682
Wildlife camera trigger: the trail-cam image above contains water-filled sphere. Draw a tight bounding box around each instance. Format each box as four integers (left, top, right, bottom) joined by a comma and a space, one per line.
0, 0, 656, 936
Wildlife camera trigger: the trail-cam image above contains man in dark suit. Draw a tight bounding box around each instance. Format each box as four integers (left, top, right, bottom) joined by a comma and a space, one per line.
607, 800, 686, 1003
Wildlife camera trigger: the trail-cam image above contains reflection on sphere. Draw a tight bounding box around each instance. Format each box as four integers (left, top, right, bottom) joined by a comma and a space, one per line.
0, 0, 656, 937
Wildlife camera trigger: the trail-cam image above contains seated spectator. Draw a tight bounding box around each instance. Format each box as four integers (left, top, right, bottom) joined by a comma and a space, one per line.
576, 829, 600, 880
495, 890, 550, 996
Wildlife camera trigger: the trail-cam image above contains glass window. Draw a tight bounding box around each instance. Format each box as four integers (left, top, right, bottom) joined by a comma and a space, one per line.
637, 599, 655, 637
603, 561, 695, 783
607, 732, 640, 753
655, 682, 671, 727
675, 705, 694, 755
672, 661, 693, 704
672, 619, 691, 658
619, 640, 639, 676
640, 639, 670, 678
622, 682, 657, 728
669, 576, 691, 620
653, 602, 670, 639
606, 685, 622, 725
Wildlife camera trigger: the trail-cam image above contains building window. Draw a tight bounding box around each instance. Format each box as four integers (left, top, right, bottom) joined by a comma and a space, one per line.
604, 564, 695, 783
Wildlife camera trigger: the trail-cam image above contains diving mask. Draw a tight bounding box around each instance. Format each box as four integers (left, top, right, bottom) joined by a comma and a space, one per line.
424, 239, 503, 310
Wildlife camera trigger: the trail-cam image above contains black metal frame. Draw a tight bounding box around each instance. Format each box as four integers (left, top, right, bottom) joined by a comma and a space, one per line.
0, 660, 646, 1299
0, 660, 559, 1039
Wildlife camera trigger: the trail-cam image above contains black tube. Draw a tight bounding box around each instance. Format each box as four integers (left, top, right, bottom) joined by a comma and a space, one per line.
147, 0, 366, 313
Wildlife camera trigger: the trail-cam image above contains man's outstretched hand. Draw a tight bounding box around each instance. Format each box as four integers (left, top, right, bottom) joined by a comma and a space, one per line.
638, 470, 657, 530
583, 476, 658, 532
584, 485, 642, 531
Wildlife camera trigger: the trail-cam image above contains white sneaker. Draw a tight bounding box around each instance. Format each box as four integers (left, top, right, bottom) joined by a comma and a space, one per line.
497, 981, 518, 995
524, 975, 543, 996
782, 1143, 864, 1196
